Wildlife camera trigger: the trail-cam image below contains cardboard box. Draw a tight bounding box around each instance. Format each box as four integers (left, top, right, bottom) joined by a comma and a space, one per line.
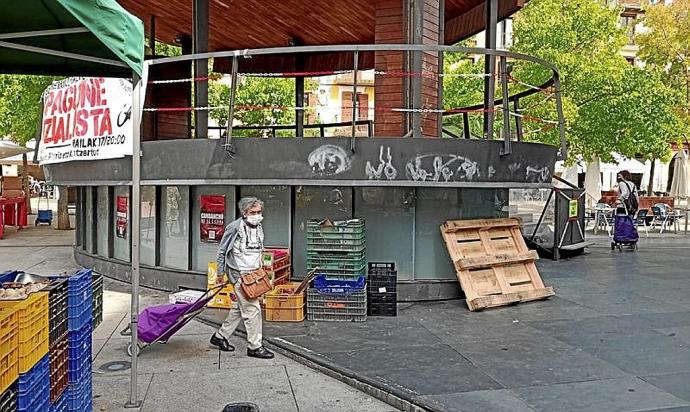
169, 289, 205, 304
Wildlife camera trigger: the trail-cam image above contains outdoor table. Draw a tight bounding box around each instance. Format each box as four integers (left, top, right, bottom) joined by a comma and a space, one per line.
593, 206, 613, 235
0, 196, 27, 239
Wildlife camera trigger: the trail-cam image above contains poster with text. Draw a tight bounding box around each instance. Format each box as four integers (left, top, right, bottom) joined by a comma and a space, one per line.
116, 196, 128, 239
38, 77, 133, 165
200, 195, 225, 243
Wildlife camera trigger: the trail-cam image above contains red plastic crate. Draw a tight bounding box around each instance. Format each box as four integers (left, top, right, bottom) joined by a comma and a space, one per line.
49, 334, 68, 403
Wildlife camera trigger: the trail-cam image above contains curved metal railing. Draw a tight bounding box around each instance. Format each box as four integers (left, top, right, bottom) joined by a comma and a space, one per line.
144, 44, 567, 160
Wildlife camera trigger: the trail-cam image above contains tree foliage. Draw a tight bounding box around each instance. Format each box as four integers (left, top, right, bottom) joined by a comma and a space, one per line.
636, 0, 690, 137
0, 75, 60, 146
443, 0, 680, 163
510, 0, 678, 162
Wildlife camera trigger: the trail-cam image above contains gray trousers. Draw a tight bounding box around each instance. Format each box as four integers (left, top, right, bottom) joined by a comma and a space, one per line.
216, 278, 263, 350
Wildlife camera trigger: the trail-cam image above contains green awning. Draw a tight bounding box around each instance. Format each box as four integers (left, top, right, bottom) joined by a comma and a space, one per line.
0, 0, 144, 77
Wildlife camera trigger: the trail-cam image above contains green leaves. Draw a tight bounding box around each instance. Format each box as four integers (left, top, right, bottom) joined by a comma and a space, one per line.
0, 75, 60, 146
508, 0, 677, 162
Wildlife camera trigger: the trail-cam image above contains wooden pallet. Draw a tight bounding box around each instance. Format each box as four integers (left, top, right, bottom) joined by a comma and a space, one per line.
440, 218, 554, 311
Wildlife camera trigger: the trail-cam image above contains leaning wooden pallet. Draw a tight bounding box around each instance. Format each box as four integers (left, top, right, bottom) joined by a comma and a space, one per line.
440, 218, 554, 311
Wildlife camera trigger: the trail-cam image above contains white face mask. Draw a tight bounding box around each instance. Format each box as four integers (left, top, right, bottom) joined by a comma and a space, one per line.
245, 214, 263, 226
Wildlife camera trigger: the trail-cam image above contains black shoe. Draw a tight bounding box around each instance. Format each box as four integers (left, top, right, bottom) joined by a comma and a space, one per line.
210, 333, 235, 352
247, 346, 274, 359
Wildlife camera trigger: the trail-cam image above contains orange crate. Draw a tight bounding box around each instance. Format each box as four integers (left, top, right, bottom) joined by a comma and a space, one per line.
264, 283, 305, 322
0, 309, 18, 393
0, 293, 49, 373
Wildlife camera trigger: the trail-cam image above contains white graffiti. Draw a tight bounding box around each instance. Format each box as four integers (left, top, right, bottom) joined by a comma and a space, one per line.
526, 166, 551, 182
488, 165, 496, 179
365, 146, 398, 180
308, 145, 352, 176
508, 162, 522, 175
405, 154, 480, 182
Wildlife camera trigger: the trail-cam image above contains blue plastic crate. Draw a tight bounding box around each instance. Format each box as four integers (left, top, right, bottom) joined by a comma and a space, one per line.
50, 269, 94, 332
49, 389, 68, 412
313, 274, 366, 294
18, 355, 50, 412
67, 270, 93, 332
0, 270, 18, 283
67, 378, 92, 412
68, 324, 92, 384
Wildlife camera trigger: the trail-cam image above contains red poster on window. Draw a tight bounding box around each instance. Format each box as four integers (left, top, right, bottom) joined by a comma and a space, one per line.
116, 196, 128, 239
200, 195, 225, 243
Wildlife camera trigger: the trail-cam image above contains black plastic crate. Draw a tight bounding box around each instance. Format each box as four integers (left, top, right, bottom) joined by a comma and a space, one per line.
92, 274, 104, 330
367, 302, 397, 317
45, 279, 69, 347
0, 384, 17, 412
368, 262, 395, 272
367, 271, 397, 293
367, 292, 397, 317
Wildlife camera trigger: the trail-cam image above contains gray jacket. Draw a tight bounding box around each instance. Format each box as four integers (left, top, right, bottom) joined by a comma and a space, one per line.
216, 218, 263, 284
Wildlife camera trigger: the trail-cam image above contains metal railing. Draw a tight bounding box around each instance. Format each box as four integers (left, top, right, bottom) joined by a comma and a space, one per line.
201, 120, 374, 139
144, 44, 567, 160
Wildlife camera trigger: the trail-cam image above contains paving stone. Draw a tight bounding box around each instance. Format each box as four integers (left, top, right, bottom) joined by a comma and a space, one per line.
453, 336, 626, 388
514, 377, 690, 412
643, 373, 690, 403
323, 344, 503, 396
417, 389, 536, 412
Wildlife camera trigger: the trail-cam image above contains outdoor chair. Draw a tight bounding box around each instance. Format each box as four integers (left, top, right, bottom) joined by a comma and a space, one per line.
651, 204, 677, 233
634, 209, 649, 237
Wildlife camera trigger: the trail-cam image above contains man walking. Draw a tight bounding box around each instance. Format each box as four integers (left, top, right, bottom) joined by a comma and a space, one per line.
210, 197, 274, 359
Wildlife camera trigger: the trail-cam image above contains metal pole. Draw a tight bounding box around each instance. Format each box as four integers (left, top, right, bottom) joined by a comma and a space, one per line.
296, 74, 305, 138
225, 56, 238, 154
514, 98, 523, 141
351, 51, 359, 152
193, 0, 209, 139
483, 0, 498, 140
437, 0, 445, 138
462, 112, 470, 139
553, 71, 567, 160
125, 64, 148, 408
412, 0, 423, 138
500, 57, 511, 155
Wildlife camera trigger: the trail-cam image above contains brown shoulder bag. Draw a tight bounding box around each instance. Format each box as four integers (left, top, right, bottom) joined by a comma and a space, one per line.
240, 268, 272, 299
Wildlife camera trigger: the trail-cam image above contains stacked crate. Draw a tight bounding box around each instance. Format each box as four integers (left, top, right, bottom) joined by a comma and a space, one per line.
17, 356, 49, 412
92, 274, 104, 330
367, 263, 398, 317
262, 248, 291, 286
306, 219, 366, 280
46, 279, 69, 406
0, 308, 18, 398
306, 275, 367, 322
65, 269, 93, 412
0, 384, 17, 412
0, 293, 49, 375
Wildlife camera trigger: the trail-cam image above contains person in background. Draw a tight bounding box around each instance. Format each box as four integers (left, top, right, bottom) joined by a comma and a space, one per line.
616, 170, 638, 216
209, 197, 274, 359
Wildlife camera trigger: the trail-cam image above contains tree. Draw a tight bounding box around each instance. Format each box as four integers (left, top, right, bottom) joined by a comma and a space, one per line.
636, 0, 690, 137
442, 0, 680, 170
0, 75, 60, 216
209, 77, 323, 137
0, 75, 57, 146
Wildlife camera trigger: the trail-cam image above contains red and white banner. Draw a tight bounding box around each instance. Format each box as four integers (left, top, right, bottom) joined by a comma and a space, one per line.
200, 195, 225, 243
116, 196, 128, 239
38, 77, 133, 165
